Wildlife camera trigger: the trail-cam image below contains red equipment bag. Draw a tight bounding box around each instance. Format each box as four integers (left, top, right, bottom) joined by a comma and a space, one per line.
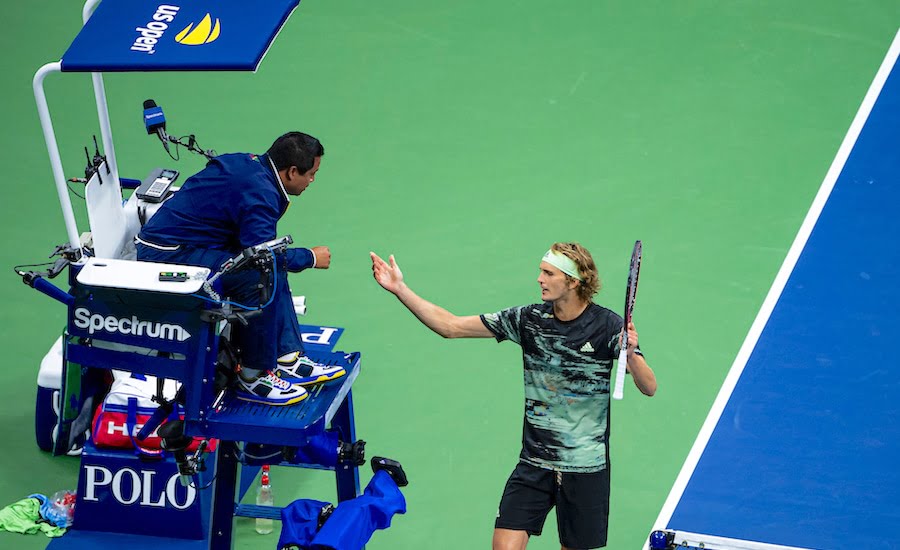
91, 371, 215, 457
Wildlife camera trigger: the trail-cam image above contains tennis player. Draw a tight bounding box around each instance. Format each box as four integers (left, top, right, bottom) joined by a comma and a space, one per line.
370, 242, 656, 550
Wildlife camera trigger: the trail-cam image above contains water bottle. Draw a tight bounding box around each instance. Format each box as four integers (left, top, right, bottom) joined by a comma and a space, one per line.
255, 465, 274, 535
41, 490, 77, 528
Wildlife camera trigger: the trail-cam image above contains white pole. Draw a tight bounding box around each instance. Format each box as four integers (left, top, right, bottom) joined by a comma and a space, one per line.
83, 0, 121, 196
81, 0, 100, 23
90, 74, 121, 190
33, 62, 81, 251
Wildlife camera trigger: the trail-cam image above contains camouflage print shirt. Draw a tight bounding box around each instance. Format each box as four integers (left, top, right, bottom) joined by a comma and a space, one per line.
481, 302, 640, 473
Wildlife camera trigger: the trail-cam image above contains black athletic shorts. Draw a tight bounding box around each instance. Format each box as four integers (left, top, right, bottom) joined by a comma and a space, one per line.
494, 461, 610, 549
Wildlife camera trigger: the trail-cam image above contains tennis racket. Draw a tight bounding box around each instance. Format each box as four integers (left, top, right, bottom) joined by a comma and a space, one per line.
612, 240, 642, 400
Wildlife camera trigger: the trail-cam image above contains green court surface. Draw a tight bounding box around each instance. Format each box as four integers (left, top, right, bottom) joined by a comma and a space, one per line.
1, 1, 898, 549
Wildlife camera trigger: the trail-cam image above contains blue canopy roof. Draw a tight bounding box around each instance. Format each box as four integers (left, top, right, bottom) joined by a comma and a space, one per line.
60, 0, 301, 72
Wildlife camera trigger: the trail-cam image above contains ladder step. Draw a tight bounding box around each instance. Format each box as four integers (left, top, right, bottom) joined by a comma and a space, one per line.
234, 503, 282, 520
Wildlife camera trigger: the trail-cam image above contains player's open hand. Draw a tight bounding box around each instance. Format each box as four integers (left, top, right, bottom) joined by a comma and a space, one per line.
312, 246, 331, 269
370, 252, 404, 295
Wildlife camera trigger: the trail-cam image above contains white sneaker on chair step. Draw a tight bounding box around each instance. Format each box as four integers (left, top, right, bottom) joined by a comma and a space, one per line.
235, 370, 308, 406
275, 352, 346, 386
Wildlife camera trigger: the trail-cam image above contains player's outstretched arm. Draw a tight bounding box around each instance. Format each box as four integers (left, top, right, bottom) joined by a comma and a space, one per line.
370, 252, 492, 339
624, 321, 657, 396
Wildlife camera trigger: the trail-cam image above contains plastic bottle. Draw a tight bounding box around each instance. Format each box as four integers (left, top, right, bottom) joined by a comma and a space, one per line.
255, 465, 274, 535
41, 490, 77, 528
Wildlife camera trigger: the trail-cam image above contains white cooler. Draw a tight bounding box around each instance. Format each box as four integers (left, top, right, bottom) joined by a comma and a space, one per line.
35, 335, 64, 452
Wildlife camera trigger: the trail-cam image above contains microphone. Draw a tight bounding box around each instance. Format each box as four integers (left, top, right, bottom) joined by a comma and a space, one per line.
143, 99, 170, 153
158, 420, 194, 487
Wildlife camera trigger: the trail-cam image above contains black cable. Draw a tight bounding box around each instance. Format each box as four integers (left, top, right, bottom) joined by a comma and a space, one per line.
164, 139, 180, 162
172, 134, 215, 160
67, 182, 85, 199
189, 470, 217, 490
13, 261, 55, 275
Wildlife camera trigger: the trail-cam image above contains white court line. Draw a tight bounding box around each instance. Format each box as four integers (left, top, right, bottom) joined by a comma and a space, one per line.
644, 27, 900, 549
664, 531, 814, 550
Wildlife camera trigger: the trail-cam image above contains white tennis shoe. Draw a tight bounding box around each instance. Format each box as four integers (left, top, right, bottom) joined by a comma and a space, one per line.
275, 352, 346, 386
235, 370, 308, 406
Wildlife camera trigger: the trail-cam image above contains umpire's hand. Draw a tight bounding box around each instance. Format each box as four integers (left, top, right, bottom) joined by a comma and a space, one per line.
312, 246, 331, 269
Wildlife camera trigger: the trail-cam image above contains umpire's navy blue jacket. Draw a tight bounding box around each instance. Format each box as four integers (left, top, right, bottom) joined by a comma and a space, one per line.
136, 152, 312, 370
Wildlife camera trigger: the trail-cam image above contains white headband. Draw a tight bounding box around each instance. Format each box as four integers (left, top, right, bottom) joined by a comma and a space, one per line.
542, 249, 582, 281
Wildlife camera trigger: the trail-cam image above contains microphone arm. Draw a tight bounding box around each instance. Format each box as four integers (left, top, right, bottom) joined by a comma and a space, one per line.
199, 235, 293, 308
165, 133, 215, 160
156, 127, 170, 154
213, 235, 294, 279
142, 99, 215, 160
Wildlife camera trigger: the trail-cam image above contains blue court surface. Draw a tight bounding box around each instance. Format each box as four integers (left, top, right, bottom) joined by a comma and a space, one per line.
648, 30, 900, 550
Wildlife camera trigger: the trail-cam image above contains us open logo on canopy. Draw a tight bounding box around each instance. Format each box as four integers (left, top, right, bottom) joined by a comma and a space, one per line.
175, 13, 221, 46
131, 5, 220, 54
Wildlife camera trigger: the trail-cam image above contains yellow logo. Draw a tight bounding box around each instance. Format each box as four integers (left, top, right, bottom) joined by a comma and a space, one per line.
175, 14, 220, 46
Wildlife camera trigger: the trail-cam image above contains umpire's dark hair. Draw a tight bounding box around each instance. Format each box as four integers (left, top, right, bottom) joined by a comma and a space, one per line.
267, 132, 325, 174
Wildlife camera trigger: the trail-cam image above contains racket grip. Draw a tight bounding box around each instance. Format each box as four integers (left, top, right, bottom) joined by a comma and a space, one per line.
612, 348, 628, 400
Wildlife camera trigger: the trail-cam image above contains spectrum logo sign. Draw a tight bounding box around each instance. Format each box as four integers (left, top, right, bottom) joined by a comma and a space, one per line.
131, 5, 221, 55
72, 308, 192, 342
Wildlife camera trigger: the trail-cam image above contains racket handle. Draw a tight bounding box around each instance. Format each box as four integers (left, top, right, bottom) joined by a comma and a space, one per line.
612, 347, 628, 400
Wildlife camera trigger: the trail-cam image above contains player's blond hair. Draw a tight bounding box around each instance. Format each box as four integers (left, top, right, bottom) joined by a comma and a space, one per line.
551, 242, 601, 302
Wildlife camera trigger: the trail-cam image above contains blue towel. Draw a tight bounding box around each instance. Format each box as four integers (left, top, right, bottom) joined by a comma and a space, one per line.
278, 471, 406, 550
278, 498, 331, 549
